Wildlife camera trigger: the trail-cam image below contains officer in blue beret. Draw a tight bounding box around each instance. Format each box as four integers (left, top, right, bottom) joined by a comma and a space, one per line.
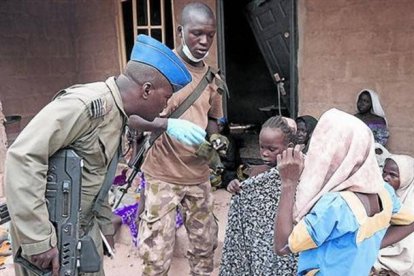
5, 34, 206, 276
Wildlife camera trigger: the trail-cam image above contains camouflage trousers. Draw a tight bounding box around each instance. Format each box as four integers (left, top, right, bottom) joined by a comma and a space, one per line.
139, 175, 218, 276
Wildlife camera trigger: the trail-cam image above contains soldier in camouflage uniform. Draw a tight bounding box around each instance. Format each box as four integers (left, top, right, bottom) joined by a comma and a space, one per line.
139, 3, 225, 275
5, 35, 207, 276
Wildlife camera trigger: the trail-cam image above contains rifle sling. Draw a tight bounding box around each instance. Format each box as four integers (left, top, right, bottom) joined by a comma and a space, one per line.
149, 66, 215, 145
90, 139, 122, 220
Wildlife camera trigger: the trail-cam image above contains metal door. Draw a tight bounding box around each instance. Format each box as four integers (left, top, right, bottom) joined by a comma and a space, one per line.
245, 0, 297, 117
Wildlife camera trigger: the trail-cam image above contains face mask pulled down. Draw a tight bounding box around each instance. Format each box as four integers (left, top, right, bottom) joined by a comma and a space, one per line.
181, 30, 209, 63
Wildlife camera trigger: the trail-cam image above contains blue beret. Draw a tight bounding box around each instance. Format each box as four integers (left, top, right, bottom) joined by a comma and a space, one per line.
130, 35, 191, 92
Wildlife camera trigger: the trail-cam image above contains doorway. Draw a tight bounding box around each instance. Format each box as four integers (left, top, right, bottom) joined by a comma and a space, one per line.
218, 0, 297, 125
217, 0, 297, 161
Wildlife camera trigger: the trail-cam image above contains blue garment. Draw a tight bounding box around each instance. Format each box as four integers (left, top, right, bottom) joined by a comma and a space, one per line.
290, 183, 403, 276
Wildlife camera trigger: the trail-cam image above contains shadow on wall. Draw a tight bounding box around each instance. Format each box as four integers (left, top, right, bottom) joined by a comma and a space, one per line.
4, 115, 21, 146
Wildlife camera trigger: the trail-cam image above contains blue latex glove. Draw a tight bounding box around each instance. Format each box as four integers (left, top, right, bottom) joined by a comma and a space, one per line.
166, 118, 206, 146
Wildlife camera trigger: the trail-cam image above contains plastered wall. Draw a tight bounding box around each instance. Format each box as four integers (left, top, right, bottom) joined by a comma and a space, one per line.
0, 1, 120, 196
298, 0, 414, 155
0, 0, 77, 132
0, 0, 120, 142
74, 0, 120, 83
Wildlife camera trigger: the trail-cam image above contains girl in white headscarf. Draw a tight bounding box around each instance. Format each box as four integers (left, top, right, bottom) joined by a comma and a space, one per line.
373, 154, 414, 275
273, 108, 414, 276
355, 89, 389, 146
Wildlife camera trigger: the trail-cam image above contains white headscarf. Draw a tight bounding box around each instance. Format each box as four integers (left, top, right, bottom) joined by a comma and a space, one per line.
283, 116, 297, 134
375, 154, 414, 275
356, 89, 388, 126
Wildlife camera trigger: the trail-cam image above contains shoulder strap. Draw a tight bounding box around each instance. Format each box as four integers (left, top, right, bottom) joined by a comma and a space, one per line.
169, 66, 214, 119
91, 143, 122, 217
82, 141, 121, 234
148, 66, 215, 145
91, 82, 128, 217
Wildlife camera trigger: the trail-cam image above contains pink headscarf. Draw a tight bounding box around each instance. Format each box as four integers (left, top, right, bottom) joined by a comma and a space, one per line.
294, 108, 383, 222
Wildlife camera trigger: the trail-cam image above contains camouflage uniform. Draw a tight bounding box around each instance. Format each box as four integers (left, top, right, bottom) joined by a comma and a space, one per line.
140, 58, 224, 275
5, 77, 126, 275
139, 174, 218, 276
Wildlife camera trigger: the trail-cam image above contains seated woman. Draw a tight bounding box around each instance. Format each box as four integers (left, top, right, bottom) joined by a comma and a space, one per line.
220, 116, 298, 276
373, 154, 414, 275
274, 108, 414, 276
295, 115, 318, 153
354, 89, 389, 146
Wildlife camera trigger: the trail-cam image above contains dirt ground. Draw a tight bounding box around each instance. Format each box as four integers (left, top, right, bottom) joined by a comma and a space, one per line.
0, 189, 232, 276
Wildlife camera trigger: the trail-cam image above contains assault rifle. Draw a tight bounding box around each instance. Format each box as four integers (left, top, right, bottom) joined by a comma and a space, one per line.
112, 130, 148, 209
4, 149, 100, 275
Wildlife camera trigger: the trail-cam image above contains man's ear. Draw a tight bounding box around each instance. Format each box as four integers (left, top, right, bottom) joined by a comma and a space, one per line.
142, 82, 153, 100
177, 25, 183, 38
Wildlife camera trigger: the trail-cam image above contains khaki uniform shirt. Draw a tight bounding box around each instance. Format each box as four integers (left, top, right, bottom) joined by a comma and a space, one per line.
142, 61, 224, 185
5, 77, 126, 255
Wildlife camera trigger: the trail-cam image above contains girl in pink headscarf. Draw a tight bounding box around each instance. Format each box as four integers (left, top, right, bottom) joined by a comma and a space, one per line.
273, 108, 414, 276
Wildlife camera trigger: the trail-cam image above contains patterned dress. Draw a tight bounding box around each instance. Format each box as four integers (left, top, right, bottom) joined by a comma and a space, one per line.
220, 168, 298, 276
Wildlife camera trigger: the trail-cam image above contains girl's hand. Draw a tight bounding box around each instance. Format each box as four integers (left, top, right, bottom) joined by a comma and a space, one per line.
277, 145, 304, 187
227, 179, 242, 194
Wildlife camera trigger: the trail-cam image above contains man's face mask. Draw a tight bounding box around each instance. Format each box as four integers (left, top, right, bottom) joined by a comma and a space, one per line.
180, 26, 209, 63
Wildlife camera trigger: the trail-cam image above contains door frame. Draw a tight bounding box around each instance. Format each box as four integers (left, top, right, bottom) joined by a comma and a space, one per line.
289, 0, 298, 117
216, 0, 227, 117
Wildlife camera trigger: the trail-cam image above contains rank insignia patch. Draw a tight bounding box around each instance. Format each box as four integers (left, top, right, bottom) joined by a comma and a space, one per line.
90, 98, 106, 118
